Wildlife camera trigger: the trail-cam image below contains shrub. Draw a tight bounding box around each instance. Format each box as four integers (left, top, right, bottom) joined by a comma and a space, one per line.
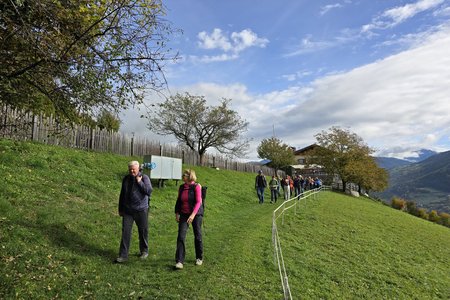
391, 197, 406, 210
416, 208, 428, 220
406, 200, 418, 215
428, 210, 440, 223
438, 212, 450, 227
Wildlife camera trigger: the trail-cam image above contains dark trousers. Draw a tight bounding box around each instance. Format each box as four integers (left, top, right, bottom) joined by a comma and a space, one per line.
119, 209, 148, 258
294, 186, 302, 199
270, 189, 278, 203
176, 214, 203, 263
256, 187, 265, 203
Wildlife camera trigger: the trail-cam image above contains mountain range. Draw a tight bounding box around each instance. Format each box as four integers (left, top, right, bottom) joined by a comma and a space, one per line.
374, 149, 450, 213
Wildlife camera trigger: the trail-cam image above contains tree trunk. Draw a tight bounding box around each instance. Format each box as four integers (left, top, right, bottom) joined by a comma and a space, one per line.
199, 153, 204, 166
342, 180, 346, 192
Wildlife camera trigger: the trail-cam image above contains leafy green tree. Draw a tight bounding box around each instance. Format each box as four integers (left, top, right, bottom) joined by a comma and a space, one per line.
344, 155, 388, 193
0, 0, 177, 122
148, 93, 249, 165
256, 137, 295, 174
311, 126, 386, 193
97, 110, 121, 132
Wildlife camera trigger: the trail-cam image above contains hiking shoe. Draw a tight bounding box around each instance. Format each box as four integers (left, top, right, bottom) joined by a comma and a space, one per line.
140, 252, 148, 260
115, 257, 127, 263
175, 262, 183, 269
195, 259, 203, 266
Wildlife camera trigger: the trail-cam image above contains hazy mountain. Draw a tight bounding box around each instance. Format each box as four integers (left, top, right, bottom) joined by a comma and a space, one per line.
375, 157, 411, 170
375, 150, 450, 213
404, 149, 438, 162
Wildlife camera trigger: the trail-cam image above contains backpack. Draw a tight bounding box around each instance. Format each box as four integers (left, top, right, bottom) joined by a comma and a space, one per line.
194, 184, 208, 210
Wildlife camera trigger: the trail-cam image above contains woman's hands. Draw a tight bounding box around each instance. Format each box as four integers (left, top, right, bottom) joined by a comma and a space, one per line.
187, 213, 196, 224
175, 213, 196, 223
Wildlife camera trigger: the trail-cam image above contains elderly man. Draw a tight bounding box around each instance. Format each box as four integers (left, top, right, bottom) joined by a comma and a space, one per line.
116, 161, 152, 263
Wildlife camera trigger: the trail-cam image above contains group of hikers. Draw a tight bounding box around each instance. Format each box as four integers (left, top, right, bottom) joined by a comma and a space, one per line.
255, 170, 322, 204
116, 161, 323, 269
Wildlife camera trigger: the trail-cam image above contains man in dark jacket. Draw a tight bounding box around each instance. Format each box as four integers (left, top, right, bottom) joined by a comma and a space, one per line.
255, 170, 267, 204
116, 161, 152, 263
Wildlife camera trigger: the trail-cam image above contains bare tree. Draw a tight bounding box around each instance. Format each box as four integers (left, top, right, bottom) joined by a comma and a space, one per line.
148, 93, 249, 164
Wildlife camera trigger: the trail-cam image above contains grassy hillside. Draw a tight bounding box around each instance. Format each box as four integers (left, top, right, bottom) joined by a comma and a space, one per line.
1, 139, 449, 299
0, 139, 279, 299
278, 193, 450, 299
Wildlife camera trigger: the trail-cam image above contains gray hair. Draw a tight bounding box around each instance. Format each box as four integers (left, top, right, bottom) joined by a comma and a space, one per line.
128, 160, 140, 167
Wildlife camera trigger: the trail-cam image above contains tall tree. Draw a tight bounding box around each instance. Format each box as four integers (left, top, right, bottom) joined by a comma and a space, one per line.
97, 109, 121, 132
148, 93, 249, 164
311, 126, 387, 193
257, 137, 295, 174
344, 155, 389, 193
0, 0, 177, 122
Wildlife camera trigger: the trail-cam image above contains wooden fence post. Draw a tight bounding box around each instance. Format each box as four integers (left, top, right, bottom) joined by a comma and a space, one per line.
131, 133, 135, 157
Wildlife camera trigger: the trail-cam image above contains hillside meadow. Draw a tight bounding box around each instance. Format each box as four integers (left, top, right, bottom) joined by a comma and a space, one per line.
1, 139, 449, 299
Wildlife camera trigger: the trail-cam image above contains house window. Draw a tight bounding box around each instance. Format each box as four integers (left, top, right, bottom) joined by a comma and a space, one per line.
298, 158, 306, 164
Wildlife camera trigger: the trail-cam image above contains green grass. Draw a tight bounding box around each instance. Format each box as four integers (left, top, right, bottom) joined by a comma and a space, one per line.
1, 139, 449, 299
0, 139, 279, 299
278, 192, 450, 299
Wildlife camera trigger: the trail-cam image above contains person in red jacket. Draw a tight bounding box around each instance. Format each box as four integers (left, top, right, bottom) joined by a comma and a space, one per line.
174, 169, 203, 269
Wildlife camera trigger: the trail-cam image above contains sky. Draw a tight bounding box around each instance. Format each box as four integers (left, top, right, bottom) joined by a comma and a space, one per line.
120, 0, 450, 161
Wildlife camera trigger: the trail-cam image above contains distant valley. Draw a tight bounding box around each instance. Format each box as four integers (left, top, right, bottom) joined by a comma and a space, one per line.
374, 149, 450, 213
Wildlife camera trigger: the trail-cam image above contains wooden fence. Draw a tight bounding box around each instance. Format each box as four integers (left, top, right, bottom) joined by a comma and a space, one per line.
0, 104, 278, 175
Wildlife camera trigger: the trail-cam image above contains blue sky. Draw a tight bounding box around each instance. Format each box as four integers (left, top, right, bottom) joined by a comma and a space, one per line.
121, 0, 450, 161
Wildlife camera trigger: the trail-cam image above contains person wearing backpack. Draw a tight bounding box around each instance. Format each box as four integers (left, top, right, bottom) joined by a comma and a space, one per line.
269, 175, 279, 204
174, 169, 203, 269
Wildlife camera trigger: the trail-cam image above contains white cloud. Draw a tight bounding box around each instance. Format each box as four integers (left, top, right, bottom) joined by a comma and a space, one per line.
201, 25, 450, 159
197, 28, 268, 54
189, 53, 239, 63
434, 5, 450, 17
279, 25, 450, 158
197, 28, 232, 51
282, 70, 313, 82
121, 25, 450, 161
231, 29, 269, 52
362, 0, 445, 33
286, 35, 336, 56
320, 3, 343, 16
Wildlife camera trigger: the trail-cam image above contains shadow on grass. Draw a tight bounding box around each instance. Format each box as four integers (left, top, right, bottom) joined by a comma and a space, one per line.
19, 221, 117, 261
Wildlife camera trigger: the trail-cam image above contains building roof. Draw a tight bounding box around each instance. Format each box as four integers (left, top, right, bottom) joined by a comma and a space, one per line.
293, 144, 319, 155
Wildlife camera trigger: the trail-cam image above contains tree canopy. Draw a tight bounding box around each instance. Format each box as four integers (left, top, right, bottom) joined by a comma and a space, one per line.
257, 137, 295, 174
311, 126, 388, 192
0, 0, 177, 122
148, 92, 249, 164
96, 109, 120, 132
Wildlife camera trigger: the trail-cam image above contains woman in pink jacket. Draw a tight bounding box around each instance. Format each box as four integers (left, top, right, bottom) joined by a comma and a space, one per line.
174, 169, 203, 269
